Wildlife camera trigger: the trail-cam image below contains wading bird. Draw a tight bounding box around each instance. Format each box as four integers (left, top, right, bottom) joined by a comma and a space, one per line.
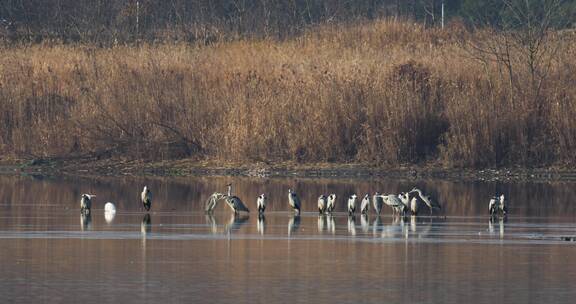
257, 194, 267, 214
327, 194, 337, 213
372, 192, 384, 215
348, 194, 357, 215
489, 194, 507, 216
141, 186, 152, 212
204, 192, 226, 213
318, 195, 328, 214
80, 194, 96, 214
360, 194, 370, 214
382, 194, 407, 216
409, 188, 441, 215
224, 184, 250, 214
288, 189, 301, 214
399, 192, 421, 216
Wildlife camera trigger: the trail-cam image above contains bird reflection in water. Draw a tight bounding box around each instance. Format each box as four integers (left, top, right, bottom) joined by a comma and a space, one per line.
347, 216, 356, 236
381, 216, 407, 239
372, 216, 383, 237
317, 215, 327, 232
257, 214, 266, 235
205, 214, 219, 234
141, 214, 151, 236
104, 209, 116, 224
80, 213, 92, 231
288, 214, 301, 236
327, 215, 336, 235
360, 214, 370, 233
409, 216, 433, 239
488, 216, 506, 238
227, 213, 250, 232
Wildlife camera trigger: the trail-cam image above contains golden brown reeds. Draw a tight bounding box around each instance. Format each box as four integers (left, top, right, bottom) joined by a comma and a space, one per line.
0, 20, 574, 167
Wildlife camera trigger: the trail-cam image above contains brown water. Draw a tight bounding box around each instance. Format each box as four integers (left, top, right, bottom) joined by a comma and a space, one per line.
0, 175, 575, 303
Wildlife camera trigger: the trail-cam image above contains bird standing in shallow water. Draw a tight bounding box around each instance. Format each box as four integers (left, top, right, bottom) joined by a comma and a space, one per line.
318, 195, 328, 214
409, 188, 441, 215
288, 189, 301, 214
141, 186, 152, 212
327, 194, 337, 213
347, 194, 357, 215
80, 194, 96, 214
489, 194, 507, 216
373, 192, 384, 215
360, 194, 370, 214
224, 184, 250, 214
257, 194, 266, 214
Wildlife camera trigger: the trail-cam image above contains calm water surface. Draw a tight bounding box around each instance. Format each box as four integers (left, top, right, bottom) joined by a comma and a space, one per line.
0, 175, 575, 303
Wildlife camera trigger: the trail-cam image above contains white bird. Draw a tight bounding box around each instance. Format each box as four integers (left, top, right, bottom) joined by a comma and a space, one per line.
141, 186, 152, 212
360, 194, 370, 214
318, 195, 328, 214
327, 194, 337, 213
347, 194, 357, 215
104, 202, 116, 224
409, 188, 441, 215
257, 194, 267, 214
80, 194, 96, 214
372, 192, 384, 215
288, 189, 301, 214
104, 202, 116, 213
224, 184, 250, 214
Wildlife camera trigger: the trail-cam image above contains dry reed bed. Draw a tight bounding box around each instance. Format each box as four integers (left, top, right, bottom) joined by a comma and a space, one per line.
0, 20, 574, 167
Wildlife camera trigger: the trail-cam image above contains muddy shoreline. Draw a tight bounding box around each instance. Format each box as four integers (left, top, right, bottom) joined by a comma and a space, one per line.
1, 157, 576, 182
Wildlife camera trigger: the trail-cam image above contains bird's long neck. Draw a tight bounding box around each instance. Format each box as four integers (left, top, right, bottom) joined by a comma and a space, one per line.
227, 185, 231, 196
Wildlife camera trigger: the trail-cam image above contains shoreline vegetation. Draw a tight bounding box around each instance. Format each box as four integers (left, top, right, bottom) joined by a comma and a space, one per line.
1, 19, 575, 174
2, 158, 576, 182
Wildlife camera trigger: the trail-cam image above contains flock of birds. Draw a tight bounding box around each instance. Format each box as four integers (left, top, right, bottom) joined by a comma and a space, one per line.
77, 184, 508, 230
203, 184, 509, 218
79, 185, 152, 216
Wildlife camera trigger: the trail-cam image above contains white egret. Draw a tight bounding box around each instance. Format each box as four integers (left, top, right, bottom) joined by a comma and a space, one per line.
104, 202, 116, 224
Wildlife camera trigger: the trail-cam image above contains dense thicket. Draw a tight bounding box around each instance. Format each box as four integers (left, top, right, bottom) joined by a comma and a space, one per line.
1, 1, 574, 44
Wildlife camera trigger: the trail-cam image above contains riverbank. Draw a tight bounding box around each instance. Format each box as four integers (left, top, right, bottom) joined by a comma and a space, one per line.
2, 157, 576, 182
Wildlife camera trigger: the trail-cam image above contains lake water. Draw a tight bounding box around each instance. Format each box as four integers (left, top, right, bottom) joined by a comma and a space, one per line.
0, 174, 575, 303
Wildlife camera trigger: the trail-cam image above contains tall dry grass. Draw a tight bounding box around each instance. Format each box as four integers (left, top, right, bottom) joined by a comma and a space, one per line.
0, 19, 574, 168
